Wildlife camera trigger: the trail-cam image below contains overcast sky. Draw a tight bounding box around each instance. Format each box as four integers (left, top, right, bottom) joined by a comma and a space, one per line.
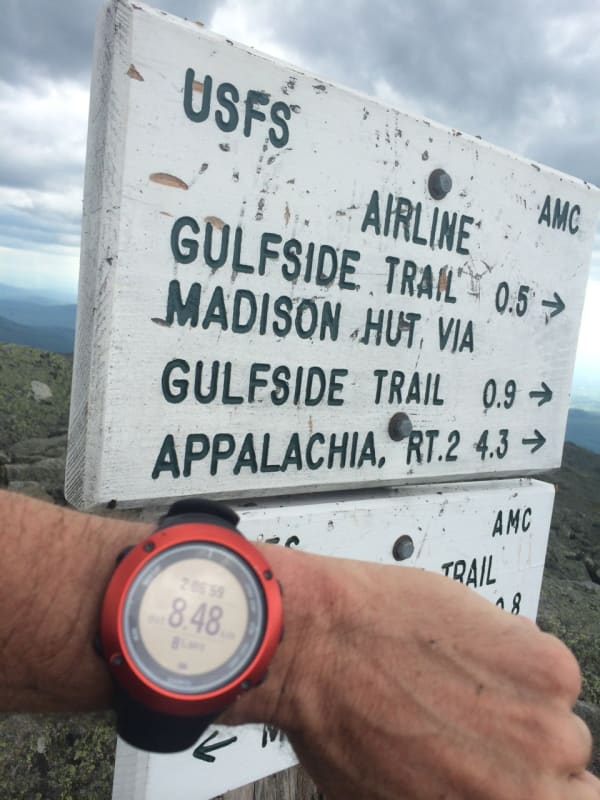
0, 0, 598, 383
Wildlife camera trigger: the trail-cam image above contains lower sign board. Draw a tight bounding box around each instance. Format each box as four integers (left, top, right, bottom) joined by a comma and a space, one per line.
111, 477, 554, 800
65, 0, 600, 509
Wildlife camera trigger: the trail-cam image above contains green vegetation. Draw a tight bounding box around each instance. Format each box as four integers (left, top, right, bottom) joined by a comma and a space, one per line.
0, 344, 72, 451
0, 714, 115, 800
566, 408, 600, 455
538, 577, 600, 705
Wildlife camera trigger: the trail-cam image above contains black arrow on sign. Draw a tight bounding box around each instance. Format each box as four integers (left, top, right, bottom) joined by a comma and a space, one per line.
522, 430, 547, 454
193, 730, 238, 763
529, 382, 553, 406
541, 292, 565, 318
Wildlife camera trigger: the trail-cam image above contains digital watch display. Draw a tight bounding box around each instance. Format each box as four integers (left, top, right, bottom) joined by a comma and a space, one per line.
98, 499, 283, 753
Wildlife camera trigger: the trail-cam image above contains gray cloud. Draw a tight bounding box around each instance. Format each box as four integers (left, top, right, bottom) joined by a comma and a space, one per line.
231, 0, 600, 185
0, 0, 221, 84
1, 0, 599, 276
3, 0, 599, 188
0, 0, 221, 242
0, 158, 84, 193
0, 0, 95, 84
0, 207, 81, 250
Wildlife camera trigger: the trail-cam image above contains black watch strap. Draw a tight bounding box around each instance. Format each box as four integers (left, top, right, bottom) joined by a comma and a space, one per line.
114, 685, 219, 753
159, 498, 240, 530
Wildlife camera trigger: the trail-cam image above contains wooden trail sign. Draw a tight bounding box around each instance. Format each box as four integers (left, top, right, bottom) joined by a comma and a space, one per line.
65, 0, 599, 509
111, 477, 555, 799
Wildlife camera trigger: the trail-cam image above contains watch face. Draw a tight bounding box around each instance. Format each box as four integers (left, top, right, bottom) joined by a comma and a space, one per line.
122, 543, 266, 694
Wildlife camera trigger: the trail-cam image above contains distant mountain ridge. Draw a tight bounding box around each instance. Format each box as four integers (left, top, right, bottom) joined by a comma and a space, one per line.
0, 315, 74, 354
566, 408, 600, 455
0, 282, 76, 305
0, 298, 77, 329
571, 391, 600, 416
0, 283, 76, 354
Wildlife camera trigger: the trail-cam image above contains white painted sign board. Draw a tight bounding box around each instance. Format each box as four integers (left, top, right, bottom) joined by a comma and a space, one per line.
111, 477, 554, 799
66, 0, 600, 509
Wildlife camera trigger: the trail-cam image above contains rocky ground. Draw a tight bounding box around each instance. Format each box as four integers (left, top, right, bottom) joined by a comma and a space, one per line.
0, 344, 599, 796
538, 444, 600, 713
0, 345, 71, 456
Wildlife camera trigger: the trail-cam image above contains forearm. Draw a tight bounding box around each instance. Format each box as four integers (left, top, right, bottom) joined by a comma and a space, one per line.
0, 490, 149, 711
1, 490, 597, 798
0, 490, 326, 721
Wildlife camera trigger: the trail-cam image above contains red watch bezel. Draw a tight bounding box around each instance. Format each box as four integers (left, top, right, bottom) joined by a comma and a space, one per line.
100, 521, 283, 717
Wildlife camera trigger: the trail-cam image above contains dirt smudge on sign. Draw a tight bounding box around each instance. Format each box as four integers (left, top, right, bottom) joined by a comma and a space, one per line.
127, 65, 144, 81
282, 77, 297, 95
149, 173, 189, 190
438, 268, 448, 294
205, 216, 225, 230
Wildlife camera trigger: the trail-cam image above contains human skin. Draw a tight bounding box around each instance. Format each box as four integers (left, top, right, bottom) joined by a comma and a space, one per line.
1, 489, 599, 799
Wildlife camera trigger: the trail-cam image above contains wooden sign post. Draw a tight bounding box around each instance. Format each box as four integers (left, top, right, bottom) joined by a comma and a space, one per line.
66, 0, 599, 510
66, 1, 600, 798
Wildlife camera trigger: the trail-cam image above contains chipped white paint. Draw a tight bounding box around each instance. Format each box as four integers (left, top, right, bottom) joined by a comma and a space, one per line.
66, 0, 600, 508
111, 478, 554, 800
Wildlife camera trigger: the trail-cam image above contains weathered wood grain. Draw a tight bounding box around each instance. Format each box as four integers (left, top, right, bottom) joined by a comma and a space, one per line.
220, 766, 321, 800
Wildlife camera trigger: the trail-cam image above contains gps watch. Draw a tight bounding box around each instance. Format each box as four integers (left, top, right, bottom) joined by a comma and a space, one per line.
98, 498, 283, 753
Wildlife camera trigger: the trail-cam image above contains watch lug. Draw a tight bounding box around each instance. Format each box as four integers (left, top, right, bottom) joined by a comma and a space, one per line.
165, 498, 240, 527
93, 631, 104, 657
115, 545, 134, 565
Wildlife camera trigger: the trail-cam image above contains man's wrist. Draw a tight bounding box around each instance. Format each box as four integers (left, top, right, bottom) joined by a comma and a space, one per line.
0, 490, 343, 732
217, 544, 344, 733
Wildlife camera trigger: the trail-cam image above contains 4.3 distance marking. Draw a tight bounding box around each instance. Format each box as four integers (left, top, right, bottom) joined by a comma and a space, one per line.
405, 429, 508, 464
404, 427, 545, 464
